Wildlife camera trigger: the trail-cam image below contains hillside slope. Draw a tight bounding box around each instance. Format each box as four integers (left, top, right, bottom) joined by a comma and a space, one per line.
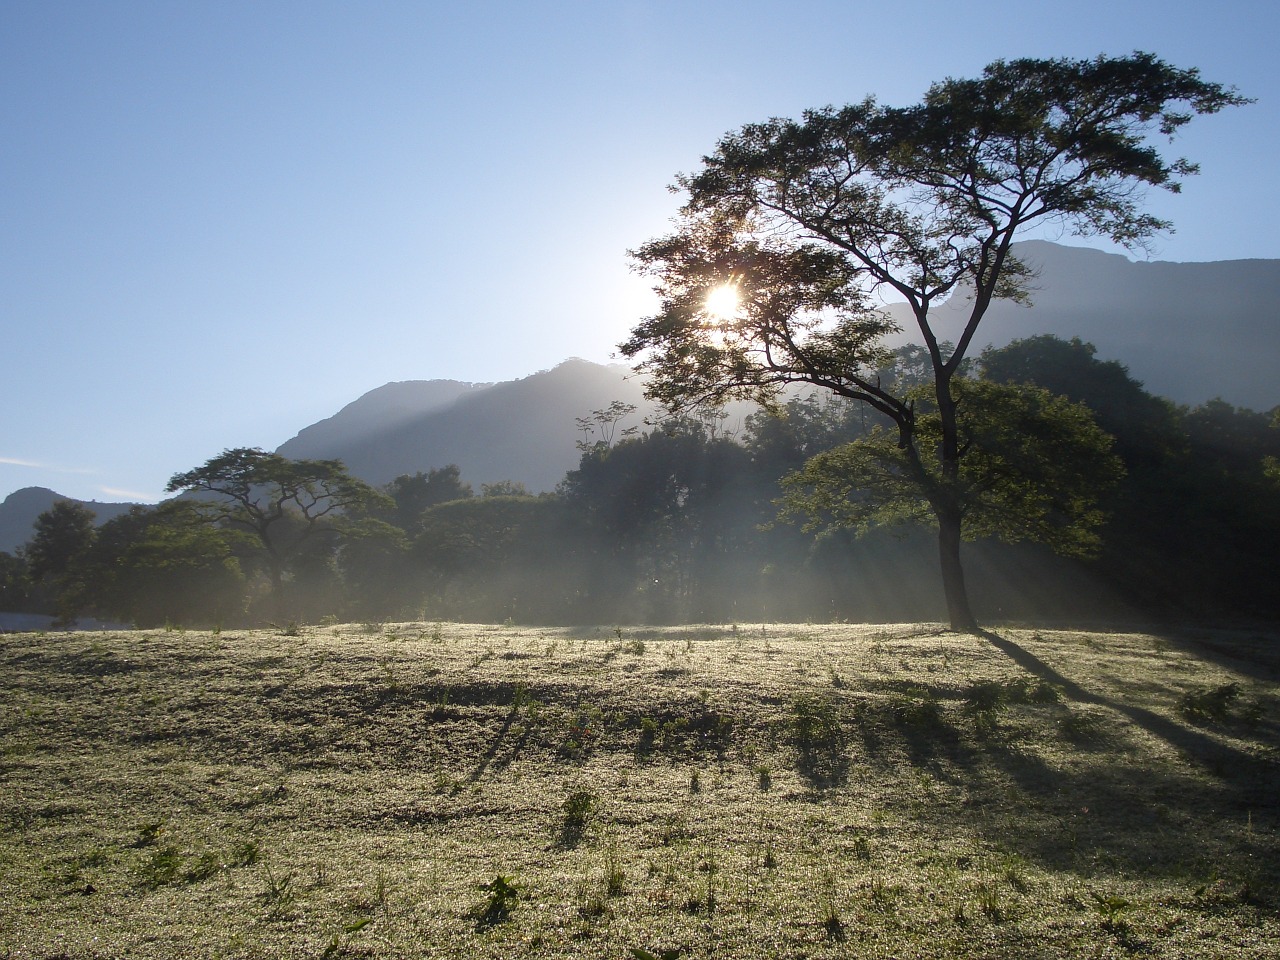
0, 487, 142, 555
884, 240, 1280, 411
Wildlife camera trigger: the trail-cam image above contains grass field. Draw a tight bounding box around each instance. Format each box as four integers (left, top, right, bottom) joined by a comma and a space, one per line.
1, 621, 1277, 958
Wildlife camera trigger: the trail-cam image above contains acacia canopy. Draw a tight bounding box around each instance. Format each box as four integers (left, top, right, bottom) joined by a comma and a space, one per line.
622, 53, 1248, 631
166, 448, 389, 608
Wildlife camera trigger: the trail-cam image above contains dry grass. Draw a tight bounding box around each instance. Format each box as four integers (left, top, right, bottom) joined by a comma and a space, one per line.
1, 621, 1277, 958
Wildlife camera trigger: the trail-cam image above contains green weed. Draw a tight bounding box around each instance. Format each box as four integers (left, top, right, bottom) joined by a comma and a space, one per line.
1181, 682, 1242, 723
559, 789, 597, 847
472, 874, 519, 928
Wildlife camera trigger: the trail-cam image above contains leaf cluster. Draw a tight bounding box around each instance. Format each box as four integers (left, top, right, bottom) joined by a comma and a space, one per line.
781, 378, 1125, 557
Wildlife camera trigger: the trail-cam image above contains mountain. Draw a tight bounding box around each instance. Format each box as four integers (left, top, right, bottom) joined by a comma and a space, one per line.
9, 243, 1277, 518
280, 379, 489, 459
883, 240, 1280, 411
0, 487, 144, 554
276, 358, 660, 492
275, 243, 1278, 494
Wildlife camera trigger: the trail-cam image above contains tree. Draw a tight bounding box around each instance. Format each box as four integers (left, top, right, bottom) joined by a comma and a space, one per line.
166, 448, 390, 616
622, 53, 1247, 631
561, 422, 772, 621
781, 379, 1124, 559
84, 502, 248, 627
0, 551, 33, 613
380, 466, 473, 535
25, 500, 98, 620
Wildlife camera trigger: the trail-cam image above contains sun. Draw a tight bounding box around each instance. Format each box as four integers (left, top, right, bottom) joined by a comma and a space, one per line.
703, 282, 741, 320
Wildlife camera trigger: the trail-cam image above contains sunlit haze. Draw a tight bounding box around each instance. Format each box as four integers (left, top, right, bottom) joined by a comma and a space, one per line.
2, 0, 1277, 504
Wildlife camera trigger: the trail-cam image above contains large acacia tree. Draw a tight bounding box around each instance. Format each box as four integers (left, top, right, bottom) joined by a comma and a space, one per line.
622, 53, 1247, 631
167, 448, 390, 614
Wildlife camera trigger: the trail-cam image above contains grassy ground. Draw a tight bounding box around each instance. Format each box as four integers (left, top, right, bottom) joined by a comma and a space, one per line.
1, 621, 1277, 959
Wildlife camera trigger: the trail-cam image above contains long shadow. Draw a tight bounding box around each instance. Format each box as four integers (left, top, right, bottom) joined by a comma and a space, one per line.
981, 629, 1276, 807
467, 706, 528, 783
1155, 625, 1280, 682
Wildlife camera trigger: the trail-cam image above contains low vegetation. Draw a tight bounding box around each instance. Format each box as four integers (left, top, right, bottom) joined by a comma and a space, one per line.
2, 622, 1277, 958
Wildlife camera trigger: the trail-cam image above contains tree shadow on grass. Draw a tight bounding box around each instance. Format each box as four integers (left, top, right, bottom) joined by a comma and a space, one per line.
980, 630, 1274, 799
1155, 625, 1280, 683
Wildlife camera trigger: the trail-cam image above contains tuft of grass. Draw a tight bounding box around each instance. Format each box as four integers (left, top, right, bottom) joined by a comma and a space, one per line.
134, 845, 183, 889
1181, 682, 1242, 723
260, 864, 295, 915
755, 764, 772, 791
558, 789, 597, 848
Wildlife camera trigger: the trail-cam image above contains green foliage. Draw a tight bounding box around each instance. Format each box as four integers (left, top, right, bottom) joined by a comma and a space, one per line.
165, 447, 390, 619
558, 789, 597, 847
782, 378, 1124, 557
472, 874, 519, 927
789, 694, 846, 785
623, 53, 1246, 630
85, 501, 247, 627
380, 465, 472, 534
984, 336, 1280, 617
25, 500, 97, 619
0, 550, 34, 613
1180, 683, 1244, 723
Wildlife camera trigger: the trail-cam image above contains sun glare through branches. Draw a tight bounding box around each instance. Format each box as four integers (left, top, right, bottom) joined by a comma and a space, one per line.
703, 282, 741, 321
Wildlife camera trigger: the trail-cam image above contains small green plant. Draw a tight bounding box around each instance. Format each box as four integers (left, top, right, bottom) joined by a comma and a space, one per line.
1091, 890, 1131, 933
891, 690, 942, 727
819, 866, 844, 940
260, 864, 295, 915
182, 849, 221, 883
472, 874, 519, 928
559, 789, 597, 847
851, 834, 872, 861
975, 882, 1004, 922
131, 820, 165, 848
322, 918, 373, 959
1181, 682, 1242, 723
604, 840, 626, 897
135, 845, 182, 889
790, 694, 846, 785
756, 764, 772, 791
1058, 710, 1105, 744
659, 813, 689, 847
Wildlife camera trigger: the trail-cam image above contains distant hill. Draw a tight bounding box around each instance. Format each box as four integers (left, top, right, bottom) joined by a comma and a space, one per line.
0, 487, 143, 555
9, 243, 1277, 517
276, 358, 660, 492
274, 243, 1278, 494
883, 240, 1280, 411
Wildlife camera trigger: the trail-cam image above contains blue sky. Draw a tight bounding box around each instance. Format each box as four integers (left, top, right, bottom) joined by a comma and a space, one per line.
2, 0, 1276, 506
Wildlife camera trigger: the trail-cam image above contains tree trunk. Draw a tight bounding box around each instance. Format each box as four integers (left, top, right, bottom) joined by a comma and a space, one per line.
937, 507, 979, 633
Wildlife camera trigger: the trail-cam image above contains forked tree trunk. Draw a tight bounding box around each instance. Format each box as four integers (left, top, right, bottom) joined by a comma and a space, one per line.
937, 507, 979, 633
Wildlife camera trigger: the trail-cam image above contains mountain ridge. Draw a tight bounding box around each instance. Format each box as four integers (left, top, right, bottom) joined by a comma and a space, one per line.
882, 240, 1280, 411
5, 241, 1276, 541
0, 487, 144, 555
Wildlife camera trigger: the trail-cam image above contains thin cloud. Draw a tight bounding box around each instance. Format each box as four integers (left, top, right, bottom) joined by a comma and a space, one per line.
99, 487, 162, 504
0, 456, 96, 474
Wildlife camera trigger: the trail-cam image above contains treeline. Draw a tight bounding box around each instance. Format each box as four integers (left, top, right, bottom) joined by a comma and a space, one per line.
3, 336, 1278, 627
